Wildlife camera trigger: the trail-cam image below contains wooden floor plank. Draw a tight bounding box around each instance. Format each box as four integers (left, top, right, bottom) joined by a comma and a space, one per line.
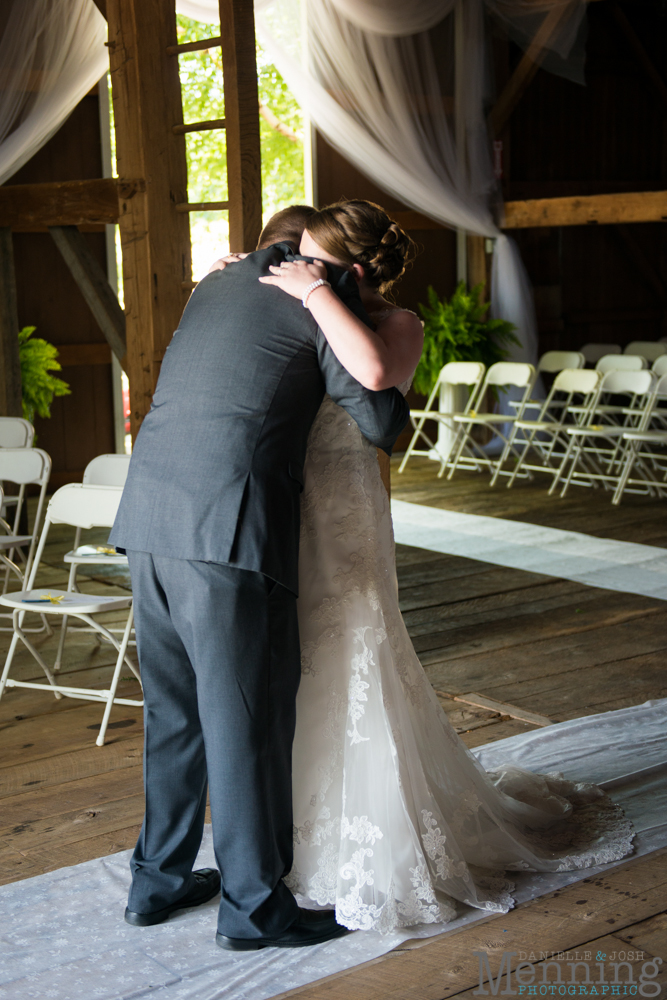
0, 702, 142, 768
0, 765, 143, 828
411, 590, 662, 661
0, 791, 145, 855
0, 824, 142, 885
0, 736, 143, 800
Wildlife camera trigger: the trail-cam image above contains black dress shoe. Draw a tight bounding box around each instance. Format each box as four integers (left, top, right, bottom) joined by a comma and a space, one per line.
124, 868, 221, 926
216, 907, 349, 951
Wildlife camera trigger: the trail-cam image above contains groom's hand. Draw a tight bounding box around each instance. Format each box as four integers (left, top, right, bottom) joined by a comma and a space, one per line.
207, 252, 249, 274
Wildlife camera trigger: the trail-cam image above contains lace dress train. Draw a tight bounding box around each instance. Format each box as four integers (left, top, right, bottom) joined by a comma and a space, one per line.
287, 394, 634, 933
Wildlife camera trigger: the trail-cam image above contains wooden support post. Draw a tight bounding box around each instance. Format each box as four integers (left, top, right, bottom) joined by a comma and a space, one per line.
488, 3, 573, 137
0, 228, 22, 418
49, 226, 127, 368
219, 0, 262, 252
106, 0, 192, 438
466, 234, 489, 299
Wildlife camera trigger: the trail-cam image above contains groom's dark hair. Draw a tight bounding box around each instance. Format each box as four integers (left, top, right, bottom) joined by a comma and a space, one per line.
257, 204, 316, 250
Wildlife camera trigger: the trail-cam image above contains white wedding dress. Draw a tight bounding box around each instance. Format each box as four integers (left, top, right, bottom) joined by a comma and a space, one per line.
287, 330, 634, 933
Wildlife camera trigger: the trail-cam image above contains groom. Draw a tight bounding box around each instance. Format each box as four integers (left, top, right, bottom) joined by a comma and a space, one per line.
109, 207, 409, 950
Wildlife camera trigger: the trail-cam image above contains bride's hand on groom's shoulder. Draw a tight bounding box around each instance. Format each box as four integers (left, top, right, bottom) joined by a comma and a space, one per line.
259, 258, 328, 300
207, 252, 249, 274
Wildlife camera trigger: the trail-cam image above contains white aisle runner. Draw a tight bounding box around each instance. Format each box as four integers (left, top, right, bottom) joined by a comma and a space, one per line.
1, 700, 667, 1000
391, 499, 667, 599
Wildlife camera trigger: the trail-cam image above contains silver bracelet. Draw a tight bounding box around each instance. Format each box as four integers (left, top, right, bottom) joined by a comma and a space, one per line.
302, 278, 330, 309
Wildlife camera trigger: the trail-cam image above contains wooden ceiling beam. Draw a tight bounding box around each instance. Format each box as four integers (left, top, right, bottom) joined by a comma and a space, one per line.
0, 178, 142, 231
487, 3, 573, 137
503, 190, 667, 228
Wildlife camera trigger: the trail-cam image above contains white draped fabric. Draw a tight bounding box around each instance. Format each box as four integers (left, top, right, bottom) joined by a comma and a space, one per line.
180, 0, 587, 364
0, 0, 108, 186
0, 0, 588, 362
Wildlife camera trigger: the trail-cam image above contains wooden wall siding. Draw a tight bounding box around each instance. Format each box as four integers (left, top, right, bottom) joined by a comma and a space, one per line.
506, 1, 667, 351
9, 91, 116, 487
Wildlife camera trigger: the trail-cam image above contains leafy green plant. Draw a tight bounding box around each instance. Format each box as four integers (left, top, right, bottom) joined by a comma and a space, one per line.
18, 326, 70, 423
413, 283, 520, 397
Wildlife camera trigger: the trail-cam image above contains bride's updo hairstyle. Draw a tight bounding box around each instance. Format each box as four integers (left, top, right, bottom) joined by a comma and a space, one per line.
305, 200, 416, 293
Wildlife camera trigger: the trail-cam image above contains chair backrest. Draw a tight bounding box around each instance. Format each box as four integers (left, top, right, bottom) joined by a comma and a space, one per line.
580, 343, 621, 364
0, 417, 34, 449
438, 361, 485, 386
538, 351, 585, 374
485, 362, 535, 388
552, 368, 602, 396
596, 353, 647, 373
47, 484, 125, 529
599, 369, 655, 396
624, 341, 667, 362
83, 453, 131, 487
651, 355, 667, 377
0, 447, 51, 485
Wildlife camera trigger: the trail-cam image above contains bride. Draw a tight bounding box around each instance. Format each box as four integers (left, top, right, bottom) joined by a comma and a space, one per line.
255, 199, 634, 933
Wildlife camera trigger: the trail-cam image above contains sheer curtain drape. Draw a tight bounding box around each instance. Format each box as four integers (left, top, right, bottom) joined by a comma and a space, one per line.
0, 0, 587, 363
0, 0, 108, 186
181, 0, 587, 364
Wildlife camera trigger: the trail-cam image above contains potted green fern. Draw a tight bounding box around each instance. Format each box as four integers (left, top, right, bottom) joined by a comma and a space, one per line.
413, 282, 519, 398
18, 326, 70, 424
412, 283, 519, 458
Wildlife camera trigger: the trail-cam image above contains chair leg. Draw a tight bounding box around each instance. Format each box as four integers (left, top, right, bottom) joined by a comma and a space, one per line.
443, 426, 470, 479
13, 621, 63, 698
612, 443, 636, 505
54, 614, 68, 672
548, 436, 577, 496
490, 427, 519, 487
559, 441, 586, 498
97, 606, 136, 747
0, 630, 21, 700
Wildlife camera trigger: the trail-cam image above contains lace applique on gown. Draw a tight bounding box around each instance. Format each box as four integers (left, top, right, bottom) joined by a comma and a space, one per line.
287, 312, 634, 932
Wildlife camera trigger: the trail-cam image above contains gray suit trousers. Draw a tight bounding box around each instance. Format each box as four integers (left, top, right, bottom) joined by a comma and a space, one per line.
126, 551, 301, 939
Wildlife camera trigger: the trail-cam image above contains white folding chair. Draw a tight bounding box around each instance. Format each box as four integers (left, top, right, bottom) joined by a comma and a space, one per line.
610, 372, 667, 503
549, 369, 656, 498
581, 343, 621, 365
0, 448, 51, 607
624, 341, 667, 364
0, 417, 34, 449
509, 350, 586, 420
0, 418, 35, 518
596, 353, 647, 373
398, 362, 485, 473
499, 368, 603, 488
648, 357, 667, 430
54, 453, 132, 670
0, 484, 140, 746
444, 362, 536, 482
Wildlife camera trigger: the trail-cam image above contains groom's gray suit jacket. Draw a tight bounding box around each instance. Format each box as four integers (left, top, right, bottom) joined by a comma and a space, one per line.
109, 243, 409, 594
